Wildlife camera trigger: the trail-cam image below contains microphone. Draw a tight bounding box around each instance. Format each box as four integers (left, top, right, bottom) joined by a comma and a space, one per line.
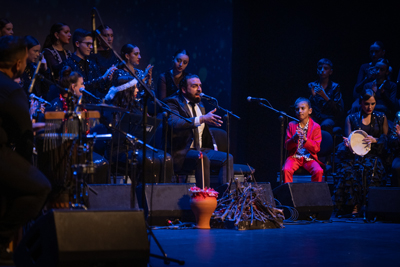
92, 8, 97, 54
29, 93, 52, 106
79, 88, 101, 101
199, 93, 216, 101
247, 96, 266, 102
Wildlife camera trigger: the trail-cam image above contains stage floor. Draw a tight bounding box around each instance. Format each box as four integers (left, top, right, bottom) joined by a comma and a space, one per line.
148, 218, 400, 267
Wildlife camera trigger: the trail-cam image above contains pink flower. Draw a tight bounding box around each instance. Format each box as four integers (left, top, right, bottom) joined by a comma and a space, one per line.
189, 187, 219, 198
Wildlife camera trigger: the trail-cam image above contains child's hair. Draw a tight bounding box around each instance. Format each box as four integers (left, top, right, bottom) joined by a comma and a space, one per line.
317, 58, 333, 68
294, 97, 311, 109
376, 58, 389, 69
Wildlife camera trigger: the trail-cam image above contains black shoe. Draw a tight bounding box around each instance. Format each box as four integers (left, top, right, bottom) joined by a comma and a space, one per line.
0, 242, 14, 266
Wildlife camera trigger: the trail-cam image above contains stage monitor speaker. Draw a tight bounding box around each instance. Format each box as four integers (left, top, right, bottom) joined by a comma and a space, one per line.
14, 210, 149, 267
273, 182, 333, 220
136, 183, 195, 226
85, 184, 139, 210
367, 187, 400, 222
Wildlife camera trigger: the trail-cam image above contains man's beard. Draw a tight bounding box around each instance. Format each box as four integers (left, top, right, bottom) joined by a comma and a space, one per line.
185, 93, 201, 103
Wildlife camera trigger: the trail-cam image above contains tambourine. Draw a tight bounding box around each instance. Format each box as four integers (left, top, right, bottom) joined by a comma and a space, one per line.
348, 130, 371, 156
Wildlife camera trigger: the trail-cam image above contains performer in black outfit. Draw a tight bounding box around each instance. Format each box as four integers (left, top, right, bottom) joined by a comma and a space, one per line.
48, 66, 84, 111
62, 28, 116, 100
388, 111, 400, 187
42, 23, 72, 81
157, 49, 190, 100
165, 74, 233, 187
0, 36, 51, 264
334, 89, 388, 215
0, 18, 13, 37
19, 35, 49, 98
104, 76, 173, 183
91, 25, 120, 75
308, 58, 344, 135
114, 44, 154, 94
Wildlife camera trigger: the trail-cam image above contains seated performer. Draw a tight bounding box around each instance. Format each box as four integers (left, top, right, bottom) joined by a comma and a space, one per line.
388, 111, 400, 187
62, 28, 116, 100
308, 58, 344, 135
157, 49, 190, 100
350, 58, 397, 120
104, 76, 173, 183
282, 97, 324, 183
0, 18, 13, 37
334, 89, 388, 215
91, 25, 120, 75
48, 66, 84, 111
19, 35, 48, 97
43, 23, 72, 81
165, 74, 233, 188
0, 36, 51, 265
353, 41, 391, 100
113, 44, 154, 94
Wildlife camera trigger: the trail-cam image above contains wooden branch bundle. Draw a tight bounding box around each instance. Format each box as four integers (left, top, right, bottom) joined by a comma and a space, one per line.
213, 182, 285, 228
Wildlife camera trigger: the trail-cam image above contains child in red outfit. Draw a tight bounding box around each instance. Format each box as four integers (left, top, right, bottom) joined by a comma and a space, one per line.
282, 97, 324, 183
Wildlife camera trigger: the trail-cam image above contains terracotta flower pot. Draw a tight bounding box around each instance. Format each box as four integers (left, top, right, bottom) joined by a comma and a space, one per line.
190, 195, 217, 229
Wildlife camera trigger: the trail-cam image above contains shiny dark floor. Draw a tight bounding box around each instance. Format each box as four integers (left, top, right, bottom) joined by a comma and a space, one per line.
148, 218, 400, 267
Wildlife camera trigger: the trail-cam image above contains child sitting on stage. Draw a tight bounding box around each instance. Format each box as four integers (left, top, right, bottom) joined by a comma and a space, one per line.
282, 97, 324, 183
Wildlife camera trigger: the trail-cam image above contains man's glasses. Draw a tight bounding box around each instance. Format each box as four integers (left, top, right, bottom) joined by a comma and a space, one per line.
80, 42, 94, 48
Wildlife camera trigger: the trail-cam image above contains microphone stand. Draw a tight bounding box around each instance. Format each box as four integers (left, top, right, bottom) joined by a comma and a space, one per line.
257, 101, 299, 185
203, 98, 240, 191
28, 53, 43, 94
95, 28, 187, 266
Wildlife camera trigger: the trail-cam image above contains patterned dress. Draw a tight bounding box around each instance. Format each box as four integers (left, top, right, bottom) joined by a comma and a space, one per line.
333, 111, 387, 211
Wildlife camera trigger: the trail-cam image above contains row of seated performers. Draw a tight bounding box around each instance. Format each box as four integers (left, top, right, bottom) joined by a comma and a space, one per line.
283, 89, 400, 216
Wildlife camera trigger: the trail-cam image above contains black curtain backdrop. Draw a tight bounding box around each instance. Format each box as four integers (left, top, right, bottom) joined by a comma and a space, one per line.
3, 1, 400, 187
232, 1, 400, 187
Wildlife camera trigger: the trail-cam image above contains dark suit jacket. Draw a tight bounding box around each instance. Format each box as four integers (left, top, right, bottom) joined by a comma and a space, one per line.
165, 93, 216, 171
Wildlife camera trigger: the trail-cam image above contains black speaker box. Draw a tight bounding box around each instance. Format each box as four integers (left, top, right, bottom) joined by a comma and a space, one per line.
367, 187, 400, 222
136, 183, 195, 226
14, 210, 149, 267
273, 182, 333, 220
85, 184, 139, 210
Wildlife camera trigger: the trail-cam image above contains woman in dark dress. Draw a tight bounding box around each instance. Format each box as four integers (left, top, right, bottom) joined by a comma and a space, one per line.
334, 89, 388, 215
157, 49, 190, 100
113, 44, 154, 94
43, 23, 72, 81
19, 36, 49, 97
91, 25, 120, 74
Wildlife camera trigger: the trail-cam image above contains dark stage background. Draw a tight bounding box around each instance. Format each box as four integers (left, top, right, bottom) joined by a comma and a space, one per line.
2, 1, 400, 186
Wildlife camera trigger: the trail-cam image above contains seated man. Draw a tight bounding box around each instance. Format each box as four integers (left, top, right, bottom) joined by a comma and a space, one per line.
165, 74, 233, 188
353, 41, 391, 100
0, 36, 51, 265
308, 58, 344, 135
62, 28, 116, 100
282, 97, 324, 183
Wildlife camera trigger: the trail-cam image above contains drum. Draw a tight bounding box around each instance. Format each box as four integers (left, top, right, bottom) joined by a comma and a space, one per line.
348, 130, 371, 156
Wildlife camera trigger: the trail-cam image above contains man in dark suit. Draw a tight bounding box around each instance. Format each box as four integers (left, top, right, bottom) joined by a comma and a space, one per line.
165, 74, 233, 188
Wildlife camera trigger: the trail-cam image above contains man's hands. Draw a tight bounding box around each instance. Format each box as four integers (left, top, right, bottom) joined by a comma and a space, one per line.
102, 65, 117, 81
313, 85, 330, 101
200, 108, 223, 127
